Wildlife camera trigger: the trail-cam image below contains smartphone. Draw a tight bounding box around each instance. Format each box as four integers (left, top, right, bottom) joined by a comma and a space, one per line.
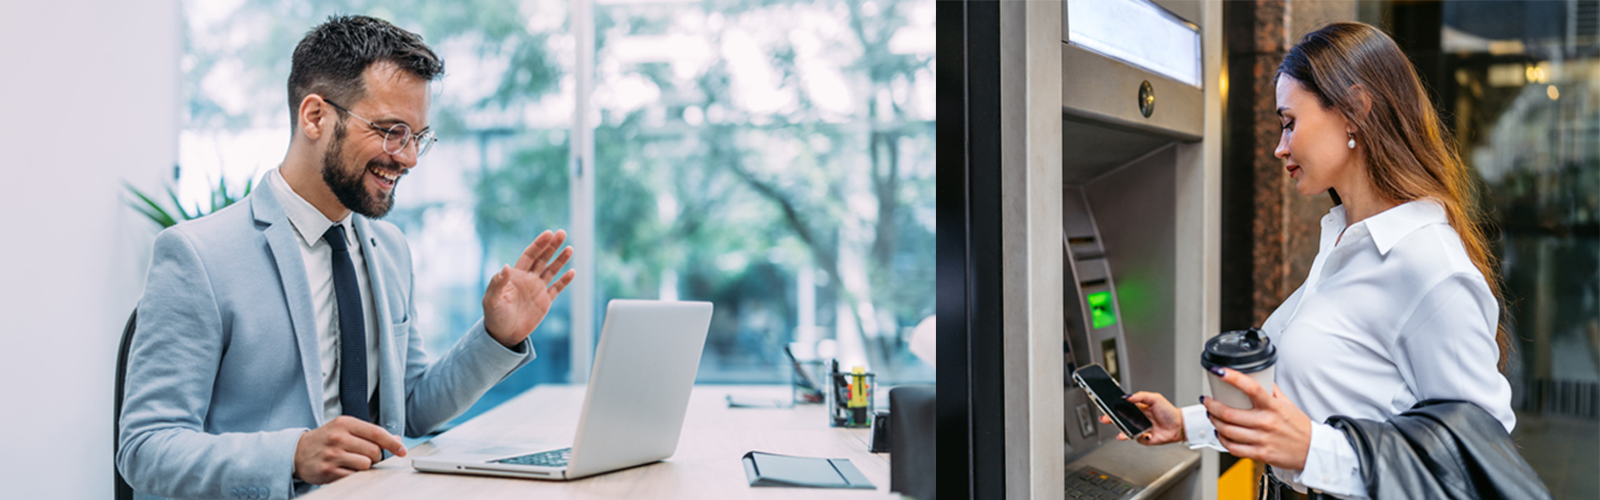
1072, 364, 1153, 440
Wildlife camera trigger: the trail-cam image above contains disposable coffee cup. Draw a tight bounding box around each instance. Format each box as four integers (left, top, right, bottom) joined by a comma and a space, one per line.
1201, 328, 1276, 410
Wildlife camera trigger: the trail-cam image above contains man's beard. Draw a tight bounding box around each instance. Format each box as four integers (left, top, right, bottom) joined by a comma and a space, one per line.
322, 119, 398, 219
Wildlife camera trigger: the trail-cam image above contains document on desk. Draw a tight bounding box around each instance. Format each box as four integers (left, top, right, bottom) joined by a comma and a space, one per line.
741, 451, 876, 489
725, 394, 792, 408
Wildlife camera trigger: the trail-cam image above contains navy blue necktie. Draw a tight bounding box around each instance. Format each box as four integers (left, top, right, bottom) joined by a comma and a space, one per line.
323, 225, 368, 422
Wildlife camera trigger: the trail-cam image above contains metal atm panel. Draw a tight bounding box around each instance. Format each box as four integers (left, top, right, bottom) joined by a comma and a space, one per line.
1062, 148, 1179, 450
1061, 140, 1198, 498
1061, 44, 1202, 141
1148, 0, 1201, 25
1061, 118, 1177, 184
1086, 145, 1179, 401
1058, 1, 1203, 497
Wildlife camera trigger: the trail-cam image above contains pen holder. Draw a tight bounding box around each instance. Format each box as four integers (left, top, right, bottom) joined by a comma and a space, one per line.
827, 370, 875, 428
791, 359, 827, 405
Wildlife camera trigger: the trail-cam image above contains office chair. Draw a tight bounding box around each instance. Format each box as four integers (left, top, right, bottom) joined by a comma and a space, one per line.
889, 385, 935, 500
114, 310, 137, 500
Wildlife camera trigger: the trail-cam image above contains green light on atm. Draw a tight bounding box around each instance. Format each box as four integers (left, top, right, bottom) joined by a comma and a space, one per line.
1087, 291, 1116, 329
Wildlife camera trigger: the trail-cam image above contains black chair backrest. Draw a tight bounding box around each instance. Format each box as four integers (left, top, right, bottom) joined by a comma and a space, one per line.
114, 310, 137, 500
889, 384, 936, 500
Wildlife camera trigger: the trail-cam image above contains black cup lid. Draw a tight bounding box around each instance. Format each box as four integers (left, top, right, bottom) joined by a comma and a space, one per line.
1201, 328, 1276, 372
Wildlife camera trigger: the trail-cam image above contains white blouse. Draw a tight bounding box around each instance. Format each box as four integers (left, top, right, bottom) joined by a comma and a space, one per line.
1180, 199, 1515, 498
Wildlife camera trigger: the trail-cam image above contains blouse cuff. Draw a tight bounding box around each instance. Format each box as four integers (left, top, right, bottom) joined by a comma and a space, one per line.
1180, 404, 1225, 452
1296, 421, 1368, 498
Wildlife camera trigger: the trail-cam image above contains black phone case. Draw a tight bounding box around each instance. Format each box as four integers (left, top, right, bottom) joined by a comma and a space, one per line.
1072, 368, 1151, 440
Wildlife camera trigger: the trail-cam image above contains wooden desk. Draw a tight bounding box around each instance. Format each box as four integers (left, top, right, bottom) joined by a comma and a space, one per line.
302, 385, 899, 499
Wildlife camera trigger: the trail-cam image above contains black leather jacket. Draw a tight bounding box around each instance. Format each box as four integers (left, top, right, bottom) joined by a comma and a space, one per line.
1326, 400, 1551, 499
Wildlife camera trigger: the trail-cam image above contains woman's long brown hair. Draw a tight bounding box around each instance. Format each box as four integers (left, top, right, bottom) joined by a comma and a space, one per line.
1277, 22, 1510, 372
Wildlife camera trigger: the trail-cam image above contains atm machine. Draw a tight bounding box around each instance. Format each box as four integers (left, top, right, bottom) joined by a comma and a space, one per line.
1058, 1, 1209, 498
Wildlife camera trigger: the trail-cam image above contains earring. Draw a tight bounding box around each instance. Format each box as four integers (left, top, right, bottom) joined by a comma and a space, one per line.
1347, 132, 1356, 149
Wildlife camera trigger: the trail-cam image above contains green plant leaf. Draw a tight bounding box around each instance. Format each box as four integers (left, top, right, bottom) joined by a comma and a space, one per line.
124, 168, 254, 229
209, 184, 220, 214
167, 186, 195, 221
134, 204, 178, 228
124, 182, 179, 228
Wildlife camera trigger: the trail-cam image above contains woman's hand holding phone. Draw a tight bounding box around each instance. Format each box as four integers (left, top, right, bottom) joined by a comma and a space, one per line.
1099, 392, 1185, 445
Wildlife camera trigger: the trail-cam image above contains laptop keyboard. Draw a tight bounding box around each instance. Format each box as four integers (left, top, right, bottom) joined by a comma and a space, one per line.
492, 448, 572, 467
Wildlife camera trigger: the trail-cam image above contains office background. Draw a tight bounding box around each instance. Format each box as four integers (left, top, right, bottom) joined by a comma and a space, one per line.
171, 0, 936, 425
1, 0, 932, 498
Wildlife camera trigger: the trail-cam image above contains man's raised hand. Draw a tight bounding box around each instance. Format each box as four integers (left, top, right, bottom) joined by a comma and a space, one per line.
483, 229, 577, 347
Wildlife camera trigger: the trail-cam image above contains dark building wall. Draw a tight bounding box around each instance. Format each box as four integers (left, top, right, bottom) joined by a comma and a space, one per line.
1221, 0, 1357, 331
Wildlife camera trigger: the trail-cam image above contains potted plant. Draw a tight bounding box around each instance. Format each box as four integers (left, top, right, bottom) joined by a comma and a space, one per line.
125, 168, 254, 228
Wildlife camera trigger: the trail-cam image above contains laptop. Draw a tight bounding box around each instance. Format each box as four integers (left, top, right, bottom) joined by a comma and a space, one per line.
413, 299, 713, 480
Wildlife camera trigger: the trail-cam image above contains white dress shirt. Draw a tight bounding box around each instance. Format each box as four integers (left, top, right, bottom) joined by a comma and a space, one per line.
267, 169, 381, 423
1180, 199, 1515, 498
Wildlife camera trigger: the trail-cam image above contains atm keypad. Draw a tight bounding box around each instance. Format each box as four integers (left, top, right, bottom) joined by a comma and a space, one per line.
1067, 467, 1139, 500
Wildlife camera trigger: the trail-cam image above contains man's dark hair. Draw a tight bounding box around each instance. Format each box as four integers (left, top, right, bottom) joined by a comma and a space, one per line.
287, 15, 444, 129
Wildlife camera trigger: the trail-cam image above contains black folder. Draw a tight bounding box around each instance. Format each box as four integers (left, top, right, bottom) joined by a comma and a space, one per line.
741, 451, 876, 489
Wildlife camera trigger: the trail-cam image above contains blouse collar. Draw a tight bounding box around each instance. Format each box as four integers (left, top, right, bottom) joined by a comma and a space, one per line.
1326, 199, 1450, 256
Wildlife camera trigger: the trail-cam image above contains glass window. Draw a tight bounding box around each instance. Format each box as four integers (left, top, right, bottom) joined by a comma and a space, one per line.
178, 0, 934, 426
590, 0, 935, 384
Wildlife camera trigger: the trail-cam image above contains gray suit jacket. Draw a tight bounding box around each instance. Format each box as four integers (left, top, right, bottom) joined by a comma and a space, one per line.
117, 178, 534, 500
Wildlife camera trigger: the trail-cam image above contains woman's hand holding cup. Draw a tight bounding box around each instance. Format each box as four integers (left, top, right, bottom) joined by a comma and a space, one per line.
1098, 392, 1185, 445
1201, 366, 1313, 470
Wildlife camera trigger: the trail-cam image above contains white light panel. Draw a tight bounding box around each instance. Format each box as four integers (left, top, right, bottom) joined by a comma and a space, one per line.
1067, 0, 1202, 88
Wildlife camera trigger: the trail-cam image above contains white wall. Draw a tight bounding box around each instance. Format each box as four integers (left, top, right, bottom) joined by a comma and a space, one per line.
0, 0, 179, 497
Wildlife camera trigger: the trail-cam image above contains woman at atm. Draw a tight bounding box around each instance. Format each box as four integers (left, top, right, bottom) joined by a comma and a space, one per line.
1103, 22, 1518, 498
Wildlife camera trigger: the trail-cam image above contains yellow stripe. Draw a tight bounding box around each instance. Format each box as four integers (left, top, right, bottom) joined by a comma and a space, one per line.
1218, 458, 1257, 500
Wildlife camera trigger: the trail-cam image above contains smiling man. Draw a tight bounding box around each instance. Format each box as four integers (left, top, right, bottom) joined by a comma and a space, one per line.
116, 15, 576, 500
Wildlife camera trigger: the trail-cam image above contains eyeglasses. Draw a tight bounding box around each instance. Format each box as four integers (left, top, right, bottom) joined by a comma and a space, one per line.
323, 98, 437, 158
